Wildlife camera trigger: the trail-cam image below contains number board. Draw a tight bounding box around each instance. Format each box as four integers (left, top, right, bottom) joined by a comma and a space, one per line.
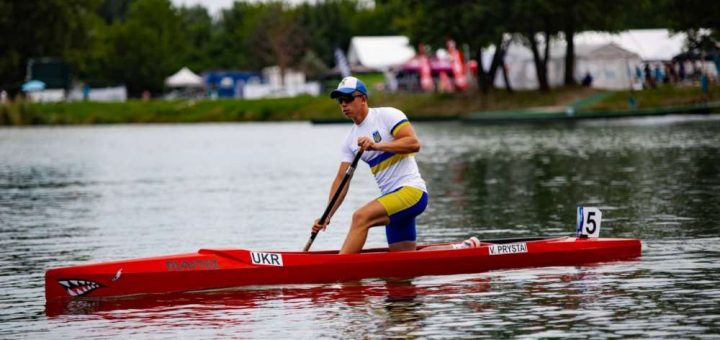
576, 207, 602, 238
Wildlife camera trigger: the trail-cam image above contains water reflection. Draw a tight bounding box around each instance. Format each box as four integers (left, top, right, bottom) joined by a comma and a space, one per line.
417, 122, 720, 241
45, 278, 448, 317
45, 266, 627, 337
1, 120, 720, 338
27, 251, 720, 339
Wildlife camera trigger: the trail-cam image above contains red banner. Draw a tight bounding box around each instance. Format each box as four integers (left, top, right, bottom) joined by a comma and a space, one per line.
447, 40, 468, 91
418, 43, 434, 92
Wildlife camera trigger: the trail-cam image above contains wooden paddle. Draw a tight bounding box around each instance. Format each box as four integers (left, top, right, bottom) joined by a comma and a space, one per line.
303, 148, 364, 252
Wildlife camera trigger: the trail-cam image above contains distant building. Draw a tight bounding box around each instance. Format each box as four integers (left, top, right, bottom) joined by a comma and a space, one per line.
24, 58, 72, 102
202, 71, 262, 98
202, 68, 319, 99
244, 66, 320, 99
26, 58, 71, 90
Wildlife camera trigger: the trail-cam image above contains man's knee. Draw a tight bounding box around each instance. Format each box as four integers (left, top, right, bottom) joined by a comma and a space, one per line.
351, 205, 387, 229
351, 209, 372, 228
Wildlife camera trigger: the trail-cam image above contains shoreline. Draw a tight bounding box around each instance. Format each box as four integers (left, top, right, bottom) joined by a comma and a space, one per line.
462, 100, 720, 124
1, 86, 717, 126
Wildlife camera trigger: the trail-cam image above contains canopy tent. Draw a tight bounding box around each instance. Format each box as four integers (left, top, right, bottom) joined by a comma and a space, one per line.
391, 49, 458, 92
347, 36, 416, 70
575, 43, 642, 89
399, 54, 453, 73
21, 80, 46, 92
488, 39, 641, 90
165, 67, 204, 87
574, 29, 686, 62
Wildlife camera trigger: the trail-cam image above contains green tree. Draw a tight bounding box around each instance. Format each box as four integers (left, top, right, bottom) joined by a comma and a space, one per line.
395, 0, 516, 93
0, 0, 101, 92
244, 4, 308, 74
352, 0, 402, 36
209, 2, 268, 70
97, 0, 132, 24
556, 0, 627, 86
298, 50, 329, 80
91, 0, 186, 96
177, 5, 213, 72
295, 1, 356, 67
508, 0, 560, 92
662, 0, 720, 47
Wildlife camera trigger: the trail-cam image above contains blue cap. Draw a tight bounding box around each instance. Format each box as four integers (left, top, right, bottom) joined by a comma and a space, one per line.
330, 76, 368, 99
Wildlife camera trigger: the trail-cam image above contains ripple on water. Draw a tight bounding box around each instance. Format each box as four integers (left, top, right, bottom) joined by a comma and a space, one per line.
1, 121, 720, 338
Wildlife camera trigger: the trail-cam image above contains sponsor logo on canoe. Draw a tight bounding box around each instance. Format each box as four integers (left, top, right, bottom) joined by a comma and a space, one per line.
166, 259, 219, 271
488, 242, 528, 256
58, 279, 103, 297
112, 268, 122, 282
250, 252, 284, 266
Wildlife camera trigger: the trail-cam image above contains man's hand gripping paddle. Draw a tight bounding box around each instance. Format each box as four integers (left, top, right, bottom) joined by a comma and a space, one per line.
303, 149, 364, 252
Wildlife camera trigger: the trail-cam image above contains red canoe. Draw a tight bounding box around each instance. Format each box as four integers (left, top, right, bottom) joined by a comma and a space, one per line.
45, 236, 641, 303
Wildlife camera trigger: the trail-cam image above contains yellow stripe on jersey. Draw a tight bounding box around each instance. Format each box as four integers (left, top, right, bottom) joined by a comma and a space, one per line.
377, 186, 424, 216
370, 153, 413, 175
391, 120, 410, 136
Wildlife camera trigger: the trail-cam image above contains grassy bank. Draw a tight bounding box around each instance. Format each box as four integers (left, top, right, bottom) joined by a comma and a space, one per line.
0, 85, 716, 125
584, 84, 720, 111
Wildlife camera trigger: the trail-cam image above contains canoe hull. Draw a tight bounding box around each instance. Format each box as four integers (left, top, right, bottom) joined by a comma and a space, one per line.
45, 236, 641, 303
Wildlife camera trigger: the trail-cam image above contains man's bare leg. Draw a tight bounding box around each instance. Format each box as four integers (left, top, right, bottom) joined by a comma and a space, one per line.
339, 200, 390, 254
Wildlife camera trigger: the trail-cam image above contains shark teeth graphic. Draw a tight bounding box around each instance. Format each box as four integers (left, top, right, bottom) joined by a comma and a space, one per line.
58, 279, 103, 297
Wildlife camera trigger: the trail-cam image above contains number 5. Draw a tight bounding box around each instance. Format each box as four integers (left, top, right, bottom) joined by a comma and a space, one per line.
576, 207, 602, 238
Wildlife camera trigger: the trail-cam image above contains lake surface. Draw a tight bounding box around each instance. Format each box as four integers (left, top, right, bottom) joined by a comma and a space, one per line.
1, 115, 719, 338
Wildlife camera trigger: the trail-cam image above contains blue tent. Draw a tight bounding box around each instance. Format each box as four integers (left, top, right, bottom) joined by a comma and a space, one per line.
202, 71, 262, 98
22, 80, 46, 92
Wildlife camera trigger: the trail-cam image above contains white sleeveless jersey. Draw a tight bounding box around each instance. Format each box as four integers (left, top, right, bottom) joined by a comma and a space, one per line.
341, 107, 427, 195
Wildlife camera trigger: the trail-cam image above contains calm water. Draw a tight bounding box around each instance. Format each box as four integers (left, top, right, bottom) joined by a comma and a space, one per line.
1, 115, 719, 338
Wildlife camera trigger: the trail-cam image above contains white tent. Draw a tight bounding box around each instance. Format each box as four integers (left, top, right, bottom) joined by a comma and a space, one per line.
489, 35, 643, 90
347, 36, 416, 70
574, 29, 686, 62
575, 43, 641, 89
165, 67, 204, 87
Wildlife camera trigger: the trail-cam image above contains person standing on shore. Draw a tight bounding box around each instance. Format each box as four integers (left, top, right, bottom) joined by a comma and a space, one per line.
311, 76, 479, 254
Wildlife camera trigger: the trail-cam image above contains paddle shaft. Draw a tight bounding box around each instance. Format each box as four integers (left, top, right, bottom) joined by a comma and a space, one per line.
303, 149, 364, 252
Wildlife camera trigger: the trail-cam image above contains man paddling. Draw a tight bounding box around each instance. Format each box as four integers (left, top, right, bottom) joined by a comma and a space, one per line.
311, 76, 479, 254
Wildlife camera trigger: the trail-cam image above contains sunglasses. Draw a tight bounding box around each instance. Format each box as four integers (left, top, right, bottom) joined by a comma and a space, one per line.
336, 94, 364, 104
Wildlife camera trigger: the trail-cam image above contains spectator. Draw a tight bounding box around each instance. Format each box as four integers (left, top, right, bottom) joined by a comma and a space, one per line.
679, 62, 686, 81
82, 84, 90, 101
700, 72, 709, 99
665, 63, 676, 84
581, 72, 593, 87
627, 95, 637, 109
644, 63, 655, 88
654, 65, 664, 85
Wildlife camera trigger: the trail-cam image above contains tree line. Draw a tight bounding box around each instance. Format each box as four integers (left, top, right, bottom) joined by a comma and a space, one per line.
1, 0, 717, 97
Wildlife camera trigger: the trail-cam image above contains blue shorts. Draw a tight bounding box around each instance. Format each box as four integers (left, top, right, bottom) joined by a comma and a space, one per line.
376, 186, 428, 244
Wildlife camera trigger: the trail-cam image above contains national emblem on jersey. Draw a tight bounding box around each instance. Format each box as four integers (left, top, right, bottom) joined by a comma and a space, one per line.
372, 130, 382, 143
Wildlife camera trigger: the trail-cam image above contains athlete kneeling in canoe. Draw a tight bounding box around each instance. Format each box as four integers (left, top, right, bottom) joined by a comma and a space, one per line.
311, 76, 479, 254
